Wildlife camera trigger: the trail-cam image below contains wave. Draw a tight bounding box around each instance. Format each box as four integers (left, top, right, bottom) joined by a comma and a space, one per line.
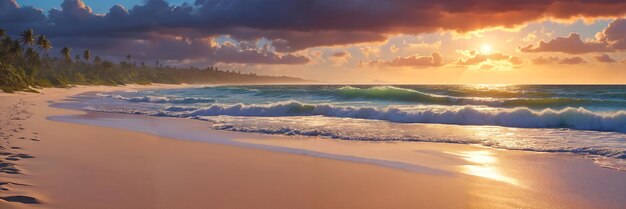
443, 88, 554, 98
160, 101, 626, 133
331, 86, 602, 108
210, 122, 626, 170
335, 86, 451, 103
212, 124, 626, 160
99, 94, 215, 104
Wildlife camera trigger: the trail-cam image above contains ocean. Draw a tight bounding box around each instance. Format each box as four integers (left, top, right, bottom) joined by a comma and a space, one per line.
84, 85, 626, 170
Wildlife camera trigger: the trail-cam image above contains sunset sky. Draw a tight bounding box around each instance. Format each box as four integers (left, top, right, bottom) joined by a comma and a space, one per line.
3, 0, 626, 84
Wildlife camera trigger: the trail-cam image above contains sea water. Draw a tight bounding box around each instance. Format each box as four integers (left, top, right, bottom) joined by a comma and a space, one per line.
84, 85, 626, 170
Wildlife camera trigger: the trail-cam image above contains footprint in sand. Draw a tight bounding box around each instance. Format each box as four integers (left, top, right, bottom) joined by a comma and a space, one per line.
12, 154, 33, 159
0, 195, 41, 204
4, 157, 19, 161
0, 162, 20, 174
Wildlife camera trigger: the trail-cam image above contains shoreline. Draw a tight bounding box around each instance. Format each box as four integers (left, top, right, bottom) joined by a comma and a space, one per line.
1, 85, 625, 208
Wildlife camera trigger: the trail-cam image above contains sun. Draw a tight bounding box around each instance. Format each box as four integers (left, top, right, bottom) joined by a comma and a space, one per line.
480, 44, 493, 54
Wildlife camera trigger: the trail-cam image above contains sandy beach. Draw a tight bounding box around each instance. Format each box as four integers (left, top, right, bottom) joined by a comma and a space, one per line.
1, 85, 625, 209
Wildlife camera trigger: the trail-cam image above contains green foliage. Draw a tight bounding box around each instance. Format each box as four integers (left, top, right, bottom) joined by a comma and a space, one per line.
0, 62, 30, 92
20, 28, 34, 48
0, 28, 304, 93
61, 47, 71, 63
83, 50, 91, 62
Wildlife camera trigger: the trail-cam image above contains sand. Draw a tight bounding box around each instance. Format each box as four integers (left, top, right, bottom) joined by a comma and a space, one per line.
0, 85, 625, 209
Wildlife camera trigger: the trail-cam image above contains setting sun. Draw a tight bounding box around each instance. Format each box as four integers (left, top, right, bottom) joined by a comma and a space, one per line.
481, 44, 493, 54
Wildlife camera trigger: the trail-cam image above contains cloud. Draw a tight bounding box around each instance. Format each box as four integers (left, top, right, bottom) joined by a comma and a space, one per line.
329, 51, 352, 65
521, 31, 538, 43
558, 57, 587, 65
519, 33, 611, 54
531, 56, 560, 65
359, 46, 381, 59
520, 18, 626, 54
366, 52, 443, 68
211, 41, 310, 65
457, 50, 523, 66
0, 0, 45, 24
406, 40, 442, 51
390, 44, 399, 53
594, 54, 617, 63
331, 52, 349, 58
4, 0, 626, 64
597, 18, 626, 50
531, 56, 588, 65
50, 34, 309, 65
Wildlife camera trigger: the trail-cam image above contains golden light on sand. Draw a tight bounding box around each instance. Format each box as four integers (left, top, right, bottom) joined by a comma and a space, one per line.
452, 151, 519, 186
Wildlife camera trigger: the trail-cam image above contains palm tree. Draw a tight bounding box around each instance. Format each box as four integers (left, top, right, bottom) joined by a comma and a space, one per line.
126, 54, 132, 63
9, 40, 22, 59
24, 48, 40, 79
0, 30, 10, 60
36, 35, 52, 57
61, 47, 71, 62
83, 50, 91, 62
94, 56, 102, 64
25, 48, 38, 59
20, 29, 35, 49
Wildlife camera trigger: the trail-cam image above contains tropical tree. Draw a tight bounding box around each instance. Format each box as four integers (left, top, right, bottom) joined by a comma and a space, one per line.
9, 40, 23, 60
24, 48, 38, 62
126, 54, 132, 63
83, 50, 91, 62
23, 47, 40, 81
0, 30, 10, 60
19, 29, 35, 48
61, 47, 71, 62
94, 56, 102, 64
36, 35, 52, 57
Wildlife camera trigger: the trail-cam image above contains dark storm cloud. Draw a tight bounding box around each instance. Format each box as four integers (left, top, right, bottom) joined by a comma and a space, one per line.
3, 0, 626, 63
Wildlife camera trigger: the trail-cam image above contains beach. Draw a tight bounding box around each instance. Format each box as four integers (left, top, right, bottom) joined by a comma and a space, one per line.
1, 85, 626, 209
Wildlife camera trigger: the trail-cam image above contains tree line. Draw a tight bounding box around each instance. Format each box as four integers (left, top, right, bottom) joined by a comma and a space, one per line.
0, 28, 304, 93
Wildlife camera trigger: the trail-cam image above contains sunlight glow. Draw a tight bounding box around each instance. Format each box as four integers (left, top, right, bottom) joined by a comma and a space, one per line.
448, 150, 520, 186
480, 44, 493, 54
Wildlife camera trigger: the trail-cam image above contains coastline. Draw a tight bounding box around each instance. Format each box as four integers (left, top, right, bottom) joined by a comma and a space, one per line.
1, 85, 625, 208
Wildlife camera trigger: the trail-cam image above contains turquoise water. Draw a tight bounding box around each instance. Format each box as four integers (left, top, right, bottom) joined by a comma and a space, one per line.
85, 85, 626, 170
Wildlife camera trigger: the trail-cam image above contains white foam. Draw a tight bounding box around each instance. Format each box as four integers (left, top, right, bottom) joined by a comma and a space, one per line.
172, 101, 626, 133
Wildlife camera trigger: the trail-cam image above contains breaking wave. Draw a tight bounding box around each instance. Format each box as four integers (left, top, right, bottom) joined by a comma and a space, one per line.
332, 86, 600, 108
98, 94, 215, 104
156, 101, 626, 133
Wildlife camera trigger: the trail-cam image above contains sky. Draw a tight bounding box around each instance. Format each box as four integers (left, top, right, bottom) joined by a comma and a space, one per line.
3, 0, 626, 84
